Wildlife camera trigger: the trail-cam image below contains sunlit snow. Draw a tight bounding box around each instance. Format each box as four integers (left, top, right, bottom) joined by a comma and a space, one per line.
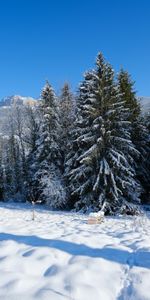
0, 203, 150, 300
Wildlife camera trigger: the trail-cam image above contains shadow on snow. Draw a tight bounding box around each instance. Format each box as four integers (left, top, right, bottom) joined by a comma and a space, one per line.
0, 232, 150, 269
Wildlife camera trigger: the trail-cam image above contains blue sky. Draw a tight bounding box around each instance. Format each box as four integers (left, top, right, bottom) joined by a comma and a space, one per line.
0, 0, 149, 99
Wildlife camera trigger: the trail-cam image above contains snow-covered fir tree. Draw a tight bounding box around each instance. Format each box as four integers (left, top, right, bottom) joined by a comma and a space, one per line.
0, 165, 4, 201
117, 69, 141, 123
118, 70, 150, 202
0, 143, 4, 201
28, 81, 66, 208
22, 105, 40, 152
64, 77, 93, 208
59, 83, 74, 171
12, 106, 27, 181
143, 113, 150, 202
3, 130, 23, 200
24, 106, 40, 200
66, 53, 141, 214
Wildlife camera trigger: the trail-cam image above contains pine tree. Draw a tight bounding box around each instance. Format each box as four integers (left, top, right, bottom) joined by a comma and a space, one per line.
66, 53, 141, 214
28, 81, 66, 208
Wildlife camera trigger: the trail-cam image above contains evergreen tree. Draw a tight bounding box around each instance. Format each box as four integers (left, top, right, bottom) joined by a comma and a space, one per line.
3, 132, 23, 200
118, 69, 141, 123
142, 113, 150, 203
24, 107, 40, 201
23, 105, 40, 152
118, 70, 149, 202
66, 53, 141, 214
0, 143, 4, 201
59, 83, 74, 170
0, 165, 4, 201
28, 81, 66, 208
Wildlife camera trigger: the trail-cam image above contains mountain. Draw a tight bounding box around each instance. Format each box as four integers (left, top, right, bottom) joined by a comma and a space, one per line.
0, 95, 38, 135
138, 97, 150, 114
0, 95, 149, 111
0, 95, 38, 107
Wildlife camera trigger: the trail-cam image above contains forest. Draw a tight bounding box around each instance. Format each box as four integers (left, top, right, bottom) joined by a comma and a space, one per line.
0, 53, 150, 215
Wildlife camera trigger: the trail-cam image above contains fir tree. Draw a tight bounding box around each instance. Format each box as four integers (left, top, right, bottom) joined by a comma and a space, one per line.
0, 145, 4, 201
3, 132, 23, 200
59, 83, 74, 170
118, 69, 141, 123
25, 107, 40, 201
28, 81, 66, 208
142, 113, 150, 203
66, 53, 141, 214
118, 70, 149, 202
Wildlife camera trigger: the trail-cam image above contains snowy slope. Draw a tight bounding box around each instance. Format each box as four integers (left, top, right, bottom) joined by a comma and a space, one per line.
0, 203, 150, 300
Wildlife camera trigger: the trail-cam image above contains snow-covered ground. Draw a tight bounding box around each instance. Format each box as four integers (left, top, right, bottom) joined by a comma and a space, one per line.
0, 203, 150, 300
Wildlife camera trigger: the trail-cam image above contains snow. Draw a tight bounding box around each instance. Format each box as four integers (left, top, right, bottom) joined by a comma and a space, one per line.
89, 211, 104, 217
0, 202, 150, 300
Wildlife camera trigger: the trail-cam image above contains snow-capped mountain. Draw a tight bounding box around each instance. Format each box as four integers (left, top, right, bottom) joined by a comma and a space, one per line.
138, 96, 150, 114
0, 95, 38, 135
0, 95, 38, 107
0, 95, 149, 111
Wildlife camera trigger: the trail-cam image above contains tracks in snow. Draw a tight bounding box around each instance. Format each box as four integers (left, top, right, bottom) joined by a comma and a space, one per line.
117, 214, 150, 300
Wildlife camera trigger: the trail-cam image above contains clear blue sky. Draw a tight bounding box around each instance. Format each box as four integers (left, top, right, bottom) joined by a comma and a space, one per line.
0, 0, 149, 99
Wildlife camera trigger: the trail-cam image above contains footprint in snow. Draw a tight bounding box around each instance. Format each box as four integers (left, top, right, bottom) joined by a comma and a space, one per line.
44, 264, 59, 277
22, 249, 36, 257
0, 256, 7, 261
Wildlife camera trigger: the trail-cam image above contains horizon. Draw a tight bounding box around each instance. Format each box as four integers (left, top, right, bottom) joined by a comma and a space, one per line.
0, 0, 150, 99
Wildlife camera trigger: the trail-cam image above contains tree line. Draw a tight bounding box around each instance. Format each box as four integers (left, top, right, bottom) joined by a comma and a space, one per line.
0, 53, 150, 214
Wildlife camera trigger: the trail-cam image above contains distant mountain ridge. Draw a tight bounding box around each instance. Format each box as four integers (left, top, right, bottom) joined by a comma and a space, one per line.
0, 95, 149, 112
0, 95, 38, 107
0, 95, 38, 135
138, 96, 150, 114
